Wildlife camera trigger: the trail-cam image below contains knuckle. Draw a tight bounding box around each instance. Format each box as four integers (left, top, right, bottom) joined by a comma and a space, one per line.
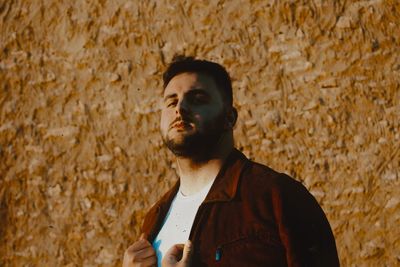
149, 249, 156, 257
130, 253, 139, 262
125, 248, 134, 256
148, 254, 156, 262
123, 250, 131, 260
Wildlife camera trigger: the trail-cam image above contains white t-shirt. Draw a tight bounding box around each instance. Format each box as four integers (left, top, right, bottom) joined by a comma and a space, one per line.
152, 180, 214, 266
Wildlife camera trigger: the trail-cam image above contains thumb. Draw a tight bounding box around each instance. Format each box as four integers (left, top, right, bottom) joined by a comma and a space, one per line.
181, 240, 193, 264
139, 233, 148, 241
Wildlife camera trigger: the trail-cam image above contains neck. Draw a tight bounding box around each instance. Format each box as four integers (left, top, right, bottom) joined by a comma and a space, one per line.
176, 132, 234, 196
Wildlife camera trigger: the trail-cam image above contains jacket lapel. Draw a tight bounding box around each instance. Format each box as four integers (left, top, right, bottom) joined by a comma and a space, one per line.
204, 148, 249, 203
141, 148, 249, 242
141, 181, 180, 243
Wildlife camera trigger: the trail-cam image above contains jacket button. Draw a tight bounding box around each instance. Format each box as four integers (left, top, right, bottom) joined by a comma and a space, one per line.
215, 247, 222, 261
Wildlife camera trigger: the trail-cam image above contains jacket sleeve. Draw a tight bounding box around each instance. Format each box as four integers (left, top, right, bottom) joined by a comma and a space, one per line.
271, 175, 340, 267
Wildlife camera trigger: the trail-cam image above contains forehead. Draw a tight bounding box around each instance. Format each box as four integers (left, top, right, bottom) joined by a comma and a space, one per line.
163, 72, 219, 97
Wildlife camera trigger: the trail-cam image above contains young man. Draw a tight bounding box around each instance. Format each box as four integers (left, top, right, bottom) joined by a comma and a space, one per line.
123, 56, 340, 267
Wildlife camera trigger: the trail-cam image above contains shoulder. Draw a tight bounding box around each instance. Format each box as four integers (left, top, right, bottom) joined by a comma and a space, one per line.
238, 159, 325, 217
240, 159, 309, 198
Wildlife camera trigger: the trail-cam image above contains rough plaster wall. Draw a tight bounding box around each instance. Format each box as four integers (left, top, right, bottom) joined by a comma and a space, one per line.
0, 0, 399, 266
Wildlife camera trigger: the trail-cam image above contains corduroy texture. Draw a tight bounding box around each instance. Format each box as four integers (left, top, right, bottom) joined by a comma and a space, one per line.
1, 1, 399, 266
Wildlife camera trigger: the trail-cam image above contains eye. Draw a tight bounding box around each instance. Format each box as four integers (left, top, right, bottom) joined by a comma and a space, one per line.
191, 93, 209, 104
166, 100, 177, 107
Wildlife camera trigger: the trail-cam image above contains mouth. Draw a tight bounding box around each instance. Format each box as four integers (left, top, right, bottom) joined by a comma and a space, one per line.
171, 120, 192, 130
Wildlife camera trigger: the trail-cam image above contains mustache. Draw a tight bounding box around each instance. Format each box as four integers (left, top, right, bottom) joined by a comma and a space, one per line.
169, 116, 192, 129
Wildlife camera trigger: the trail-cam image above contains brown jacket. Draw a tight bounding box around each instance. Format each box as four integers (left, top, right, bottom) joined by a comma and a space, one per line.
142, 149, 340, 266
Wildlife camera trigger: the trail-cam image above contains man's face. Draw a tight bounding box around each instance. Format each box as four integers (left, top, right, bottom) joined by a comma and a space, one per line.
160, 72, 227, 159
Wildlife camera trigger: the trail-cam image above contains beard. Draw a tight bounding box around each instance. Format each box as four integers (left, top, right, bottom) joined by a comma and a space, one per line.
162, 112, 227, 162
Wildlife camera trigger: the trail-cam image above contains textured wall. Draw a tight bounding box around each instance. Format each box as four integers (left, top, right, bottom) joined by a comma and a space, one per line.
1, 0, 399, 266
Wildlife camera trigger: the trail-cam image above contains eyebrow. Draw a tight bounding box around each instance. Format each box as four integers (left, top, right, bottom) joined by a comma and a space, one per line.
163, 88, 209, 102
163, 93, 177, 102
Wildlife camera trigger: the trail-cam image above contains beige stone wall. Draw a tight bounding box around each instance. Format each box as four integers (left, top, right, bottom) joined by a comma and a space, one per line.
1, 0, 399, 266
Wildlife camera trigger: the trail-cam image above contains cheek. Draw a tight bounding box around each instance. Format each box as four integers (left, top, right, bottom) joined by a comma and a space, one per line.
195, 108, 223, 122
192, 114, 209, 131
193, 114, 206, 125
198, 109, 226, 130
160, 110, 171, 131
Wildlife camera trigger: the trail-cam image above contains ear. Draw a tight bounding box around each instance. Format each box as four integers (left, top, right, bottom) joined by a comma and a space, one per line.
225, 107, 238, 129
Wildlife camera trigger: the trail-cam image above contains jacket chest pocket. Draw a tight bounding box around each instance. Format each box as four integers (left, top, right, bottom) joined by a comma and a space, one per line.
206, 228, 287, 267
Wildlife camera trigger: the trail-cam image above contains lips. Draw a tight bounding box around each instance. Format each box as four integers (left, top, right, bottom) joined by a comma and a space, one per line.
171, 120, 192, 130
173, 121, 190, 128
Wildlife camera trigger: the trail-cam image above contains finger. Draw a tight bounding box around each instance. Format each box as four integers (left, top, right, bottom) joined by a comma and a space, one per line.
181, 240, 193, 264
139, 254, 157, 267
163, 244, 184, 264
139, 233, 148, 241
132, 246, 156, 261
127, 239, 152, 252
169, 244, 184, 259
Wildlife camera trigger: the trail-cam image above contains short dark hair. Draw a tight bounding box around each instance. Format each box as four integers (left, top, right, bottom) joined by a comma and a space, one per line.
162, 55, 233, 106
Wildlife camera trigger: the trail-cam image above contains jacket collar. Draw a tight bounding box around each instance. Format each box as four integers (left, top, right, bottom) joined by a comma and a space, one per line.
142, 148, 249, 241
203, 148, 249, 203
162, 148, 249, 204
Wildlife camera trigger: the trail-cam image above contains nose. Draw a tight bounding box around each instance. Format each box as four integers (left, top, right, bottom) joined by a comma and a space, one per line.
176, 98, 190, 117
